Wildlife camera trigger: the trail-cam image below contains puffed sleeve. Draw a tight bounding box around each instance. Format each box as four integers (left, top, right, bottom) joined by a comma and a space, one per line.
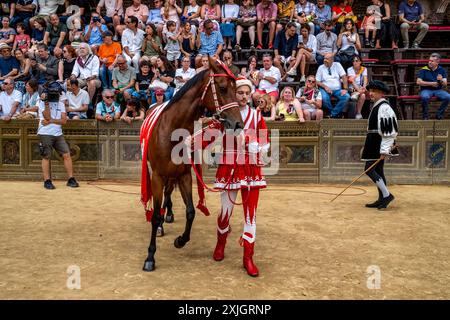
377, 103, 398, 155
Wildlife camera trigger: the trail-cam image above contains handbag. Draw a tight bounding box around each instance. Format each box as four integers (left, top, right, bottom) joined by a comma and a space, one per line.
149, 79, 168, 91
237, 18, 255, 28
337, 46, 356, 67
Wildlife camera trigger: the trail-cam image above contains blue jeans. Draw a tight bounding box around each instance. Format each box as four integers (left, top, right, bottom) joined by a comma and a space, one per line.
420, 89, 450, 119
150, 86, 174, 104
128, 89, 150, 100
100, 65, 112, 89
320, 88, 350, 117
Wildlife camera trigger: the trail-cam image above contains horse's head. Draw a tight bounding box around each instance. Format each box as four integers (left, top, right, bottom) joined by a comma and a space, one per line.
200, 56, 243, 130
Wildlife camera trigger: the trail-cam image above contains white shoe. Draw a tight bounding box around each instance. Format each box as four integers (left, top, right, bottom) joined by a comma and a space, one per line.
300, 75, 306, 83
286, 68, 297, 76
355, 113, 363, 119
286, 76, 295, 82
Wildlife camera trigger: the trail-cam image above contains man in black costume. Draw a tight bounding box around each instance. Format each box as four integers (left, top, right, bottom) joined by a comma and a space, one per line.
362, 80, 398, 210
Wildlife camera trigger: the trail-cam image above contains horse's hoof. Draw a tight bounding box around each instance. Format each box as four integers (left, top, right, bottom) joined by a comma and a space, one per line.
157, 226, 164, 237
143, 260, 155, 272
174, 236, 185, 249
165, 213, 174, 223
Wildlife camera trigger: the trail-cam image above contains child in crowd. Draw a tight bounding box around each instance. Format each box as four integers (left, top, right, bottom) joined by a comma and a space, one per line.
130, 61, 154, 102
120, 99, 145, 125
164, 21, 181, 68
13, 23, 30, 53
361, 4, 382, 47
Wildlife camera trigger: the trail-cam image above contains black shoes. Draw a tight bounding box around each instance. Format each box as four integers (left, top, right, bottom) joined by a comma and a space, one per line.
377, 194, 395, 210
365, 199, 382, 208
44, 179, 55, 190
67, 177, 79, 188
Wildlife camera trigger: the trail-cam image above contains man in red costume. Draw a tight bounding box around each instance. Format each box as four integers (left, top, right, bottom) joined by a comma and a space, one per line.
210, 78, 270, 277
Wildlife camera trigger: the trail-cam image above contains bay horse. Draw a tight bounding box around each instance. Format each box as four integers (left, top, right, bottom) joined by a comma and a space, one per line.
142, 57, 244, 272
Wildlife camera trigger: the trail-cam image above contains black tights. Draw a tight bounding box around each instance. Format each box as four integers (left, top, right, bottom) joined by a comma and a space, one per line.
365, 160, 387, 199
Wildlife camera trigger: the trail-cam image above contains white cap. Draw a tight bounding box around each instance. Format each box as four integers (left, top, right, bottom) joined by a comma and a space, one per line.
235, 78, 253, 90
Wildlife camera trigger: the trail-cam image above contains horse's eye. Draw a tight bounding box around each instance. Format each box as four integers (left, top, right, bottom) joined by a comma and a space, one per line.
219, 86, 227, 93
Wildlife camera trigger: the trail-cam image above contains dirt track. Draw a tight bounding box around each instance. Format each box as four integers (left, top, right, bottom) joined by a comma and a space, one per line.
1, 181, 449, 299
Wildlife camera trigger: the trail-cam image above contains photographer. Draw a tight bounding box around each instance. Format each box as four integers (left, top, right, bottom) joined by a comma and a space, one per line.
83, 13, 109, 54
37, 81, 79, 190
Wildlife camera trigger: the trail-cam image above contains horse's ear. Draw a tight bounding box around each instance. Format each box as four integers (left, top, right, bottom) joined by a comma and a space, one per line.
208, 55, 220, 72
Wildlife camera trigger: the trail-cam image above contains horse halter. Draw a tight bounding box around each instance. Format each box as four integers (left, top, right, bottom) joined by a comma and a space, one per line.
200, 62, 239, 121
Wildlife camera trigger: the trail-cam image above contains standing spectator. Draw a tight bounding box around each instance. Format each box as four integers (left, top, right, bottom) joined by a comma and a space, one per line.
316, 20, 337, 66
130, 60, 153, 101
10, 0, 37, 28
58, 45, 77, 83
124, 0, 149, 26
336, 18, 361, 70
235, 0, 257, 52
276, 0, 295, 33
293, 0, 316, 33
112, 55, 136, 102
417, 53, 450, 120
141, 23, 163, 66
164, 20, 181, 68
195, 19, 223, 66
37, 81, 79, 190
70, 42, 101, 101
12, 23, 31, 53
331, 0, 355, 34
97, 31, 122, 89
11, 48, 31, 93
256, 0, 277, 50
296, 75, 323, 122
398, 0, 429, 49
316, 53, 350, 118
220, 0, 239, 51
178, 21, 196, 67
95, 89, 121, 121
256, 93, 276, 121
372, 0, 399, 49
273, 22, 298, 79
0, 78, 22, 121
286, 23, 317, 83
96, 0, 124, 31
200, 0, 221, 31
150, 55, 175, 103
30, 43, 58, 85
120, 99, 145, 124
0, 16, 16, 47
0, 45, 19, 84
16, 79, 39, 119
147, 0, 165, 37
83, 13, 109, 52
252, 54, 281, 106
43, 14, 68, 53
347, 55, 368, 119
174, 55, 196, 94
65, 78, 89, 119
275, 86, 306, 123
314, 0, 332, 35
161, 0, 182, 35
222, 50, 240, 77
122, 16, 145, 69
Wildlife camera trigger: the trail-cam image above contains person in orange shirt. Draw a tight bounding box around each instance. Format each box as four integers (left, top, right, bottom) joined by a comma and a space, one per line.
97, 31, 122, 89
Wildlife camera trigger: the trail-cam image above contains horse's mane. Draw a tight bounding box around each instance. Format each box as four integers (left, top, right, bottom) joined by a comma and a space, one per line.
164, 69, 209, 111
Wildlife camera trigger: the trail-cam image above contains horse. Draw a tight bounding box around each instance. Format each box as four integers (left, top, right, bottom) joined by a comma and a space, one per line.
141, 57, 244, 272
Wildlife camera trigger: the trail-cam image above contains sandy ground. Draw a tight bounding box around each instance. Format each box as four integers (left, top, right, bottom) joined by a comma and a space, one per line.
0, 181, 450, 300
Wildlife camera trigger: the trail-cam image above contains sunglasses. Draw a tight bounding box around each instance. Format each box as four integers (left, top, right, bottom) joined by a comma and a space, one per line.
328, 68, 332, 76
117, 62, 126, 65
105, 95, 114, 99
307, 79, 316, 83
257, 100, 265, 104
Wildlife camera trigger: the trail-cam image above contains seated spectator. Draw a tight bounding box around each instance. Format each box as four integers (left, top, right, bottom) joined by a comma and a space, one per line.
256, 93, 276, 121
12, 23, 30, 53
43, 14, 68, 53
121, 16, 145, 69
29, 17, 46, 57
161, 0, 182, 36
222, 50, 240, 77
240, 54, 258, 93
97, 31, 122, 89
141, 23, 163, 66
361, 4, 382, 48
286, 23, 317, 84
120, 99, 145, 125
182, 0, 202, 28
95, 89, 121, 122
315, 20, 338, 66
70, 42, 101, 101
149, 88, 166, 113
0, 78, 22, 122
83, 13, 109, 53
178, 21, 196, 67
294, 0, 316, 33
174, 56, 196, 94
316, 53, 350, 118
273, 22, 298, 79
200, 0, 221, 32
67, 17, 83, 50
30, 43, 58, 85
34, 0, 65, 17
256, 0, 277, 49
336, 18, 361, 70
275, 86, 305, 123
195, 19, 223, 66
314, 0, 332, 35
112, 55, 136, 103
96, 0, 124, 32
65, 78, 89, 120
0, 16, 16, 47
331, 0, 356, 34
398, 0, 429, 49
124, 0, 149, 27
60, 1, 90, 25
196, 54, 210, 73
150, 55, 175, 103
276, 0, 295, 33
347, 55, 368, 119
220, 0, 239, 51
11, 48, 31, 93
129, 60, 153, 101
417, 53, 450, 120
16, 79, 39, 119
58, 44, 77, 83
252, 54, 281, 106
372, 0, 398, 49
164, 20, 181, 68
0, 45, 19, 84
296, 75, 323, 122
234, 0, 257, 52
10, 0, 38, 29
147, 0, 165, 36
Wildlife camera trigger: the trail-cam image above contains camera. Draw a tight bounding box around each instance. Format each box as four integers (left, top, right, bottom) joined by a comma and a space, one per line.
42, 81, 63, 103
92, 16, 101, 23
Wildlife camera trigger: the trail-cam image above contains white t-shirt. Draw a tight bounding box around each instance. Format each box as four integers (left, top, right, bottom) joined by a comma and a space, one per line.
121, 28, 145, 54
174, 67, 196, 90
37, 0, 64, 16
0, 89, 22, 117
316, 62, 346, 91
347, 66, 368, 89
97, 0, 124, 17
66, 88, 89, 116
258, 66, 281, 93
298, 34, 317, 57
37, 100, 65, 136
222, 4, 240, 19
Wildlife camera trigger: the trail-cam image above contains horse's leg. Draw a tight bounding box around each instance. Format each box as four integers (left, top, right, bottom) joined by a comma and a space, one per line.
174, 172, 195, 249
143, 173, 164, 272
163, 182, 175, 223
